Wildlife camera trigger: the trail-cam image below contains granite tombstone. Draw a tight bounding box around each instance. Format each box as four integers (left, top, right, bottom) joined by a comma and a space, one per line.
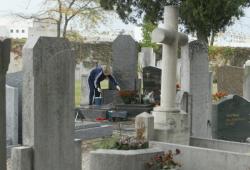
111, 35, 138, 90
212, 95, 250, 142
142, 66, 161, 102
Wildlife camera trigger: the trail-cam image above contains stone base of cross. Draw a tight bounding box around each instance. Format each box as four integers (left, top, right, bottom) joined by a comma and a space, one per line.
150, 6, 190, 144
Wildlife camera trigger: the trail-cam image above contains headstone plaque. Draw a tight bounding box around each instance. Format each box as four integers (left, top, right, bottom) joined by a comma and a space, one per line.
112, 35, 138, 90
213, 95, 250, 142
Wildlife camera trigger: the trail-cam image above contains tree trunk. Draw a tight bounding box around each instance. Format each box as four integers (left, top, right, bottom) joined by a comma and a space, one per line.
57, 21, 61, 37
197, 31, 208, 45
63, 19, 69, 38
210, 31, 215, 46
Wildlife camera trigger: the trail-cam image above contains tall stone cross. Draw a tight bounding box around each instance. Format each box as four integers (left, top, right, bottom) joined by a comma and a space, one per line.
152, 6, 188, 111
151, 6, 189, 144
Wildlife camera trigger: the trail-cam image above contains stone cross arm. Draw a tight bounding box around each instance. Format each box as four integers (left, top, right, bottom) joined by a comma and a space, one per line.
151, 28, 188, 46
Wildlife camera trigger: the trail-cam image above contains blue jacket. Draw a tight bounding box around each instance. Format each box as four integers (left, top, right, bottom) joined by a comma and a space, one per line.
88, 67, 118, 88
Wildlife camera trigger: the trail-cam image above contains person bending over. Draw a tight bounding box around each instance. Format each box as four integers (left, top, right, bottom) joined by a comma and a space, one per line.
88, 65, 120, 105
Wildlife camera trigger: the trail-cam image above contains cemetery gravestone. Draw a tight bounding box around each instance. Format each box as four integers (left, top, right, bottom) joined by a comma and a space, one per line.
143, 66, 161, 95
0, 38, 10, 170
138, 47, 156, 68
6, 85, 18, 145
19, 37, 78, 170
189, 40, 212, 138
212, 95, 250, 142
243, 60, 250, 100
112, 35, 138, 90
6, 71, 23, 144
217, 65, 244, 96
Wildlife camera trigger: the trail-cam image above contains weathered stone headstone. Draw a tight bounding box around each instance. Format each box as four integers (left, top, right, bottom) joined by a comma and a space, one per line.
188, 41, 212, 138
6, 71, 23, 144
175, 90, 191, 114
212, 95, 250, 142
135, 112, 154, 141
80, 74, 89, 105
6, 85, 19, 145
13, 37, 79, 170
138, 47, 156, 68
112, 35, 138, 90
0, 38, 10, 170
243, 60, 250, 100
217, 65, 244, 96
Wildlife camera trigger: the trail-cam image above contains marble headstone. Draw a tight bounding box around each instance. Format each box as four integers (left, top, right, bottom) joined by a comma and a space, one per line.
112, 35, 138, 90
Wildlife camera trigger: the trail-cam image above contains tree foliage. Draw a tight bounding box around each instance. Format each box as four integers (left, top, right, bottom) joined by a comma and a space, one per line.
100, 0, 250, 44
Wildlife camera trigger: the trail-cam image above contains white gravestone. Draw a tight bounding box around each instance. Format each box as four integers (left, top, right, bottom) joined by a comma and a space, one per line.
135, 112, 154, 141
151, 6, 189, 144
243, 60, 250, 100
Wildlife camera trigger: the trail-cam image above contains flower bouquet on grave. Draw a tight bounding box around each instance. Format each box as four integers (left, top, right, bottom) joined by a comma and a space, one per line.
118, 90, 137, 104
212, 91, 227, 102
146, 149, 181, 170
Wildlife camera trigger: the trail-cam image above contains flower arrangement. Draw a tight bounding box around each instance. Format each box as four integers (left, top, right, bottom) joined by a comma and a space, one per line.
176, 83, 181, 91
146, 149, 181, 170
118, 90, 137, 104
212, 91, 227, 101
113, 135, 149, 150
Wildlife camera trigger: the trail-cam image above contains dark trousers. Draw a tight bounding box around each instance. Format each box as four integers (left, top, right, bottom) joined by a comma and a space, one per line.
88, 82, 101, 105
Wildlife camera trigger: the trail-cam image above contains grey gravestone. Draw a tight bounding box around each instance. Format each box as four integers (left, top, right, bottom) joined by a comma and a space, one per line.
143, 66, 161, 101
6, 85, 19, 145
6, 71, 23, 144
0, 38, 10, 170
189, 40, 212, 138
217, 65, 244, 96
212, 95, 250, 142
175, 90, 192, 114
102, 89, 123, 104
21, 37, 78, 170
112, 35, 138, 90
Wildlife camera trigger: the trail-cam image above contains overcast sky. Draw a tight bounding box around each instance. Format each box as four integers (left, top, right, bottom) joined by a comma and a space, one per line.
1, 0, 250, 42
